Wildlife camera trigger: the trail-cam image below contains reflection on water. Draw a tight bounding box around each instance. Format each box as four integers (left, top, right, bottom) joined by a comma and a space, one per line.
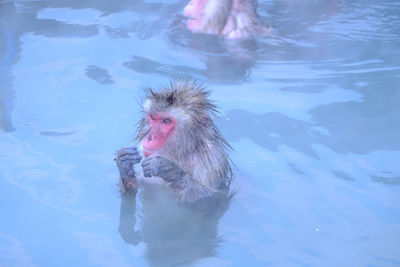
0, 2, 18, 132
123, 55, 202, 79
167, 29, 261, 83
119, 186, 232, 266
0, 0, 399, 266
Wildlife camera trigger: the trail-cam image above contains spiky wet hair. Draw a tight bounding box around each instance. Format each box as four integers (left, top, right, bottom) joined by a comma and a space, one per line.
136, 80, 233, 189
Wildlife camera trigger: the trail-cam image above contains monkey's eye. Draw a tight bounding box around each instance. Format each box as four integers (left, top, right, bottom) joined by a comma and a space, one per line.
150, 115, 156, 121
162, 118, 171, 124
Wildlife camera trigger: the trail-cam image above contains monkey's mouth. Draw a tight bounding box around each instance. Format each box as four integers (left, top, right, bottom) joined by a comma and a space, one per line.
143, 149, 153, 157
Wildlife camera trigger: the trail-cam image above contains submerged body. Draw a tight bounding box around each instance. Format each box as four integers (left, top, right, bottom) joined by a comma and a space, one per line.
115, 80, 233, 202
119, 183, 233, 266
183, 0, 269, 38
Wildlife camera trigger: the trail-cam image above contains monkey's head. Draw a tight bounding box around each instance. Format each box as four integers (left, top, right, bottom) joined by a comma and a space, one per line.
135, 80, 232, 190
137, 80, 219, 159
184, 0, 233, 35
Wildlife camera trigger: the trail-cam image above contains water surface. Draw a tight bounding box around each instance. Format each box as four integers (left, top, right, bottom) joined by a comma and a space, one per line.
0, 0, 399, 266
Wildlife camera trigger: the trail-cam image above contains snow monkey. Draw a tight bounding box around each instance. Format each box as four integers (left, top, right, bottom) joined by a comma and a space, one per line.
115, 80, 233, 202
183, 0, 269, 38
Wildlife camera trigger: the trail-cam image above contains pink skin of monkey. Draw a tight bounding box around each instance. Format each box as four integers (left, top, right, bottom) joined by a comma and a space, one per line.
183, 0, 269, 39
183, 0, 207, 31
142, 113, 177, 157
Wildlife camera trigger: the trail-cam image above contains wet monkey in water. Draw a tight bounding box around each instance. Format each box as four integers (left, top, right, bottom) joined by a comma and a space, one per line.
183, 0, 269, 38
115, 80, 233, 202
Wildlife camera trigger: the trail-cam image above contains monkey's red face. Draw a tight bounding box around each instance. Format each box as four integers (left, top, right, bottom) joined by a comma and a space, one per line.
184, 0, 207, 31
184, 0, 206, 18
142, 113, 177, 157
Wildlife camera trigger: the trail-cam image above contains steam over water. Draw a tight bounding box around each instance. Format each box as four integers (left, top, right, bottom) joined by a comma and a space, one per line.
0, 0, 399, 266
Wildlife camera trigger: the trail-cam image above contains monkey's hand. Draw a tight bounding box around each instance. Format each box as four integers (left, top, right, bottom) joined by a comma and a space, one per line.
141, 156, 187, 188
115, 147, 142, 187
142, 156, 218, 202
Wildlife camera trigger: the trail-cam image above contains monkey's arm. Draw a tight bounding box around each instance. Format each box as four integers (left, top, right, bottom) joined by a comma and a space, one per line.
142, 156, 214, 202
115, 147, 142, 189
118, 188, 142, 245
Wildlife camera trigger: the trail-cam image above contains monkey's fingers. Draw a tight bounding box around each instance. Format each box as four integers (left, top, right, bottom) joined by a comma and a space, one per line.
143, 170, 151, 177
141, 156, 156, 168
118, 154, 142, 163
141, 157, 157, 177
142, 165, 154, 177
116, 147, 139, 157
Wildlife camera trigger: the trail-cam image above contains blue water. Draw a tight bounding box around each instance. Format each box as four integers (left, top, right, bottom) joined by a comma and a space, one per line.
1, 0, 399, 266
